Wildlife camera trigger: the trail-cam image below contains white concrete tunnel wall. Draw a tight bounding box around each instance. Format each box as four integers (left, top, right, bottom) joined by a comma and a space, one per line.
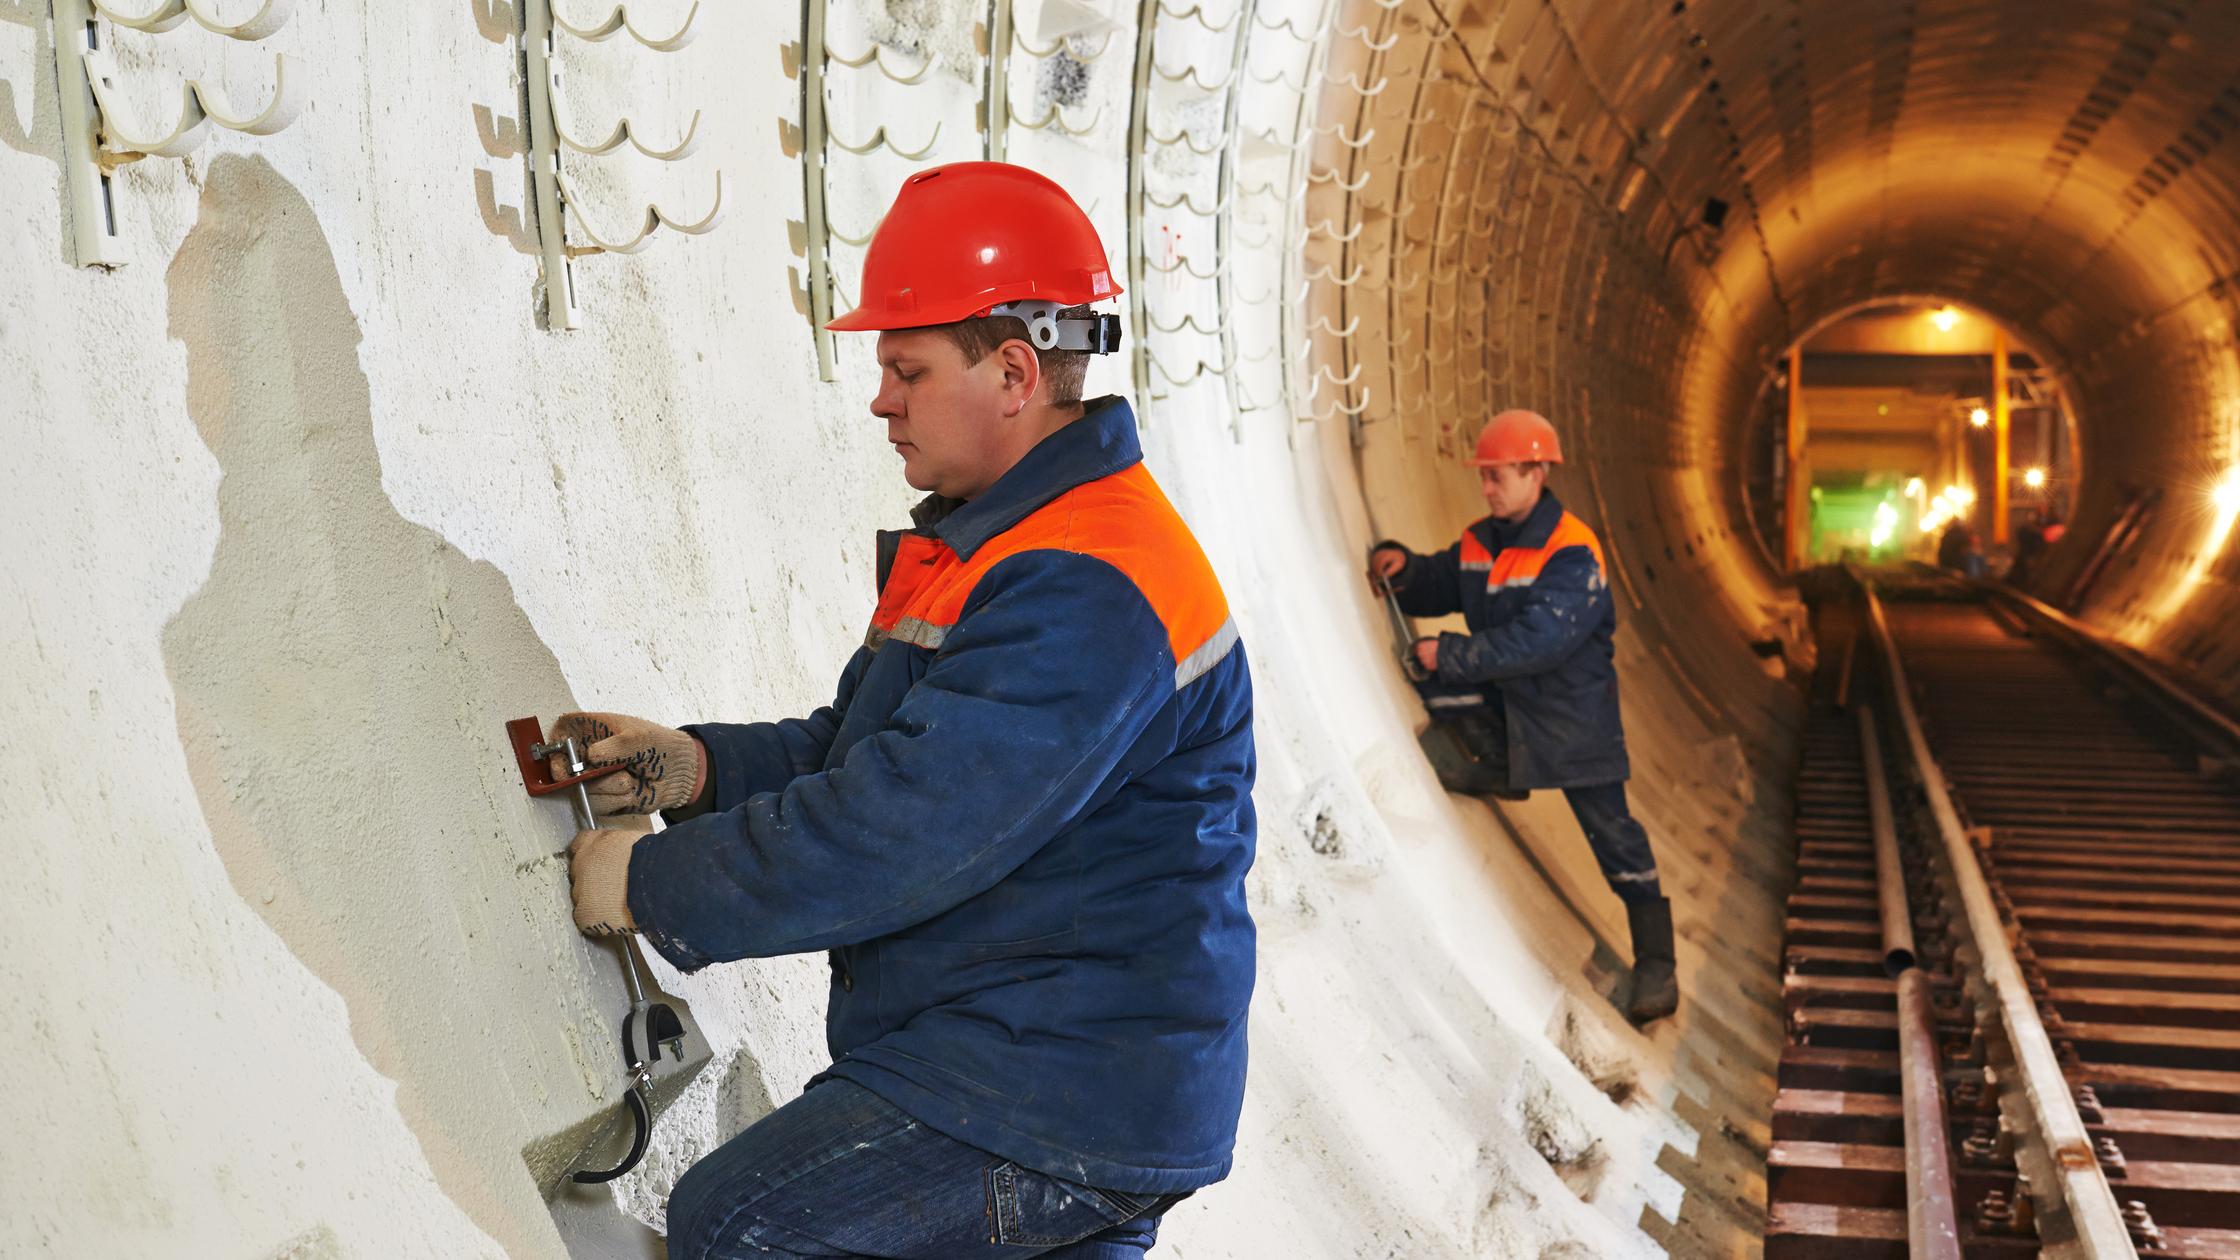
2, 4, 1809, 1258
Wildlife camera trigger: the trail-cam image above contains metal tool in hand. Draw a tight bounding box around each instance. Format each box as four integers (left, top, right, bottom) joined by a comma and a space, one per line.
505, 716, 690, 1186
1370, 549, 1431, 682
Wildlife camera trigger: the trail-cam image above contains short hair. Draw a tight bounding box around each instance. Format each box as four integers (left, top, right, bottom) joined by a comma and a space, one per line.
936, 304, 1093, 406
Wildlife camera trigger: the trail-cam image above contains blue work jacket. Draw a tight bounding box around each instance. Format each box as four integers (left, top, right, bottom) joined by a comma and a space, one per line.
1382, 490, 1630, 788
627, 397, 1257, 1194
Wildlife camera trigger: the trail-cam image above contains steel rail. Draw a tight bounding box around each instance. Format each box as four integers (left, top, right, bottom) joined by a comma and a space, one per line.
1857, 704, 1960, 1259
1986, 582, 2240, 752
1860, 578, 2140, 1258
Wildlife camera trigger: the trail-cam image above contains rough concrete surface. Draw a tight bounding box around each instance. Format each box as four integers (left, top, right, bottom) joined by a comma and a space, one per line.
3, 3, 1812, 1257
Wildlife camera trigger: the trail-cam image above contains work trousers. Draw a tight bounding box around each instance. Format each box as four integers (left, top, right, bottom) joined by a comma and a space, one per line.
1420, 716, 1664, 904
667, 1079, 1185, 1259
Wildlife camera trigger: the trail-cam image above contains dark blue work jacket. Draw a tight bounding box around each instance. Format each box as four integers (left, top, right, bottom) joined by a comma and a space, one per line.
627, 397, 1257, 1194
1382, 490, 1630, 788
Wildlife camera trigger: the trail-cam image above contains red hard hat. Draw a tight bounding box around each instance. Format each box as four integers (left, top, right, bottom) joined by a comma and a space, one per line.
1469, 409, 1564, 466
826, 162, 1122, 338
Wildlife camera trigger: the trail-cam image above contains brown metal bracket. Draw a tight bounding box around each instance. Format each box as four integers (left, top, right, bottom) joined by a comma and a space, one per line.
505, 716, 627, 796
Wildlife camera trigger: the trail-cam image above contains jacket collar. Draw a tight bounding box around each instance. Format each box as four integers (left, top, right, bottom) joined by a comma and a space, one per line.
1471, 489, 1566, 554
911, 395, 1141, 559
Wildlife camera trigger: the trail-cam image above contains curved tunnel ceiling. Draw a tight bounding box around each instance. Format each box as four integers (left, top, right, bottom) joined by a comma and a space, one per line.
1278, 0, 2240, 696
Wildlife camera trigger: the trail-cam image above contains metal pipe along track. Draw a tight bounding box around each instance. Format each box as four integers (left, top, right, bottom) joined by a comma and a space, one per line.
1772, 572, 2240, 1257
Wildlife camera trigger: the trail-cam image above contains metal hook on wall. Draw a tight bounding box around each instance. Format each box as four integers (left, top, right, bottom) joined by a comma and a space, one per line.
1249, 11, 1313, 41
90, 0, 294, 40
1307, 164, 1372, 193
1153, 0, 1241, 35
1147, 306, 1223, 336
1146, 184, 1232, 216
558, 169, 724, 255
552, 0, 700, 51
1151, 58, 1232, 92
1146, 250, 1223, 280
1013, 23, 1118, 61
1146, 120, 1224, 156
81, 48, 304, 157
1305, 119, 1376, 150
1008, 98, 1103, 136
827, 37, 937, 86
1245, 61, 1306, 92
1303, 259, 1364, 286
553, 104, 703, 160
827, 117, 945, 159
1335, 21, 1399, 52
1305, 216, 1364, 243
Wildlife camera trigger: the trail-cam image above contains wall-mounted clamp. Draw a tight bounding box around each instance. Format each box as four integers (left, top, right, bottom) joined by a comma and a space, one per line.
505, 716, 692, 1187
519, 0, 723, 329
49, 0, 307, 268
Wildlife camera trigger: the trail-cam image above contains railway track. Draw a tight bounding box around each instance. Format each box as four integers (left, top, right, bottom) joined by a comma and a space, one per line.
1766, 575, 2240, 1258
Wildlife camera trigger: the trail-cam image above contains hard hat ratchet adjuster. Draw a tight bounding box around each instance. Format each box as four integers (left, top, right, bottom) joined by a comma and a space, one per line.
986, 300, 1124, 355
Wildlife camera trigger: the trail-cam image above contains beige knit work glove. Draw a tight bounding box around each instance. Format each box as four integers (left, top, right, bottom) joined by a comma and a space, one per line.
568, 828, 645, 936
549, 711, 706, 816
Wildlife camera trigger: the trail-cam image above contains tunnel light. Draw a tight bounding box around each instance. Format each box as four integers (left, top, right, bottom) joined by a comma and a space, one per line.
2216, 467, 2240, 521
1969, 407, 1991, 428
1905, 477, 1925, 499
2023, 467, 2047, 489
1932, 306, 1962, 332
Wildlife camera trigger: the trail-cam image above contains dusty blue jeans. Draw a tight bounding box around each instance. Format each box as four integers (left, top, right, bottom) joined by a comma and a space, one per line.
667, 1080, 1186, 1259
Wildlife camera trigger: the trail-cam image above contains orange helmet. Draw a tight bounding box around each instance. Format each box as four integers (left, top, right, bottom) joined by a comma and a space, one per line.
1468, 409, 1563, 466
827, 162, 1123, 353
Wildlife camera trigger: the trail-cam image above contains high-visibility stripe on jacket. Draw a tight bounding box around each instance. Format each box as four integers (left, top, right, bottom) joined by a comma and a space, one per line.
864, 462, 1238, 689
627, 396, 1257, 1196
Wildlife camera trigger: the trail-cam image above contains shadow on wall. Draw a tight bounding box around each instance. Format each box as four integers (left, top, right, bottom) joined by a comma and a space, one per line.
158, 154, 653, 1258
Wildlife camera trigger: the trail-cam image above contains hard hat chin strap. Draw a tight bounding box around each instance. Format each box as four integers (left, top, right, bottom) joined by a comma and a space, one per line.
985, 300, 1123, 355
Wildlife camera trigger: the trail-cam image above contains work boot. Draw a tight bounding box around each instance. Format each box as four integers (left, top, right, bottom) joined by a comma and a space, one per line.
1625, 896, 1680, 1024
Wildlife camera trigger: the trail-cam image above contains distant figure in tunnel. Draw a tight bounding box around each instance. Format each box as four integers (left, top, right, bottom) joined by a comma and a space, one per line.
552, 163, 1254, 1258
1936, 517, 1981, 575
1366, 410, 1678, 1025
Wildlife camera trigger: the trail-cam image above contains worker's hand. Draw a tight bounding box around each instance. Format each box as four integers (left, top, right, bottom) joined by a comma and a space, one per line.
1412, 637, 1441, 675
568, 828, 645, 936
550, 711, 706, 816
1367, 545, 1408, 592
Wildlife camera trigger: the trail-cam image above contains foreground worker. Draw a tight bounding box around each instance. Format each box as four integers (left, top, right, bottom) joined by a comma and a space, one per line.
556, 163, 1256, 1257
1367, 410, 1677, 1024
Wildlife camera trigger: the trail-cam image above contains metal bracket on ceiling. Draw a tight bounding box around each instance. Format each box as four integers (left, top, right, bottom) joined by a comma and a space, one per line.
50, 0, 307, 269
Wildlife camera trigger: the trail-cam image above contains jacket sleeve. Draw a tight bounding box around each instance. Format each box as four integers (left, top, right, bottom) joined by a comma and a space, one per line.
1433, 544, 1607, 684
1380, 539, 1464, 618
625, 550, 1175, 969
682, 648, 871, 811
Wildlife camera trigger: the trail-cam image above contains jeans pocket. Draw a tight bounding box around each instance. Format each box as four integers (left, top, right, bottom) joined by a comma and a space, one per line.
985, 1161, 1142, 1248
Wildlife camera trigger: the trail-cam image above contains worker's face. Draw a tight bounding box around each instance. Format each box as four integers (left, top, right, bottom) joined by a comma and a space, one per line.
1479, 462, 1547, 522
870, 329, 1034, 500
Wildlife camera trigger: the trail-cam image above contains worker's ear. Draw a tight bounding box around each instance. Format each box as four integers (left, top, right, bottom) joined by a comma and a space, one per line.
992, 339, 1042, 418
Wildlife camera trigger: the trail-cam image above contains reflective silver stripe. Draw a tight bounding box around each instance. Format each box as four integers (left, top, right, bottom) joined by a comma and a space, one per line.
1424, 693, 1486, 709
889, 616, 948, 650
1488, 575, 1537, 590
1459, 561, 1493, 572
863, 625, 888, 650
1608, 868, 1661, 884
1174, 616, 1239, 689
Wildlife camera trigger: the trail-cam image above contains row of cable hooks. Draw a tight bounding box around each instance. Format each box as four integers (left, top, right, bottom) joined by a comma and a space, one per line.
801, 0, 1132, 378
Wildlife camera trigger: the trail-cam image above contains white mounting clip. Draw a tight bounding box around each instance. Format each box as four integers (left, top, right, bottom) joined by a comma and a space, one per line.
521, 0, 723, 330
49, 0, 306, 269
